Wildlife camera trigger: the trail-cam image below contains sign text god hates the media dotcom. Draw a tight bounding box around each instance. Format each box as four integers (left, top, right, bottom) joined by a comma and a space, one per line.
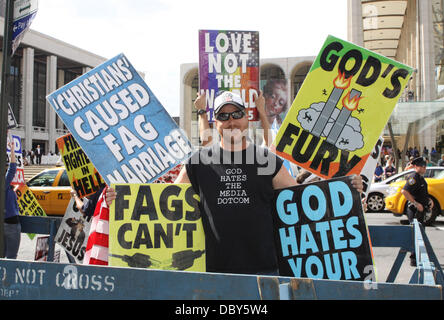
47, 54, 193, 185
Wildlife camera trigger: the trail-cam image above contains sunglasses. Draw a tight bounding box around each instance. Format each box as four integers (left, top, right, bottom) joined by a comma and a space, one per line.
215, 110, 245, 121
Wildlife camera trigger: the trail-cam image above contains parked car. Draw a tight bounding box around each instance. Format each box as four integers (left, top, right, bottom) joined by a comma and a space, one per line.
27, 167, 71, 216
366, 166, 444, 212
384, 170, 444, 225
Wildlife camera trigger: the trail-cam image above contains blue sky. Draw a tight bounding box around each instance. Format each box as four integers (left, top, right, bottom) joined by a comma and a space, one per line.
30, 0, 348, 117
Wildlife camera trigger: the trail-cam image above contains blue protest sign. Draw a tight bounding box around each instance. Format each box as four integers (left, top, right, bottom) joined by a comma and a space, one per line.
272, 176, 374, 281
46, 53, 193, 185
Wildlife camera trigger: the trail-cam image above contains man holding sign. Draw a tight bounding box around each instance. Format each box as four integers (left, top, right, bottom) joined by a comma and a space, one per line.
106, 91, 363, 275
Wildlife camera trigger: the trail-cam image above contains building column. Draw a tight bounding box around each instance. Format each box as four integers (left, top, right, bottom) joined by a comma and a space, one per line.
47, 55, 57, 153
418, 0, 436, 101
22, 47, 34, 152
347, 0, 363, 46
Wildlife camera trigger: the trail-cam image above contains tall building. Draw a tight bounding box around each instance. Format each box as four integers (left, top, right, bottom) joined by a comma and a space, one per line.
348, 0, 444, 161
348, 0, 442, 102
0, 15, 107, 155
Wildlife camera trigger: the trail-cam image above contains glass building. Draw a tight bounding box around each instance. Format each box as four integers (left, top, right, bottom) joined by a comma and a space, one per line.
348, 0, 444, 167
0, 13, 107, 156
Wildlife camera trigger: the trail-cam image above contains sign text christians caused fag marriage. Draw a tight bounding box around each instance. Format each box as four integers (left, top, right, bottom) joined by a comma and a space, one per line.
47, 54, 193, 185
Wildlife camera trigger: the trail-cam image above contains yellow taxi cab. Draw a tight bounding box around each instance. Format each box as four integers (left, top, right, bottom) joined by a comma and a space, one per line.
27, 167, 72, 216
384, 170, 444, 225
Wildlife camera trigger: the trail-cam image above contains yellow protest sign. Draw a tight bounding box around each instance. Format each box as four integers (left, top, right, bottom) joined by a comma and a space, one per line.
15, 184, 47, 240
271, 35, 413, 179
56, 133, 106, 198
109, 183, 205, 272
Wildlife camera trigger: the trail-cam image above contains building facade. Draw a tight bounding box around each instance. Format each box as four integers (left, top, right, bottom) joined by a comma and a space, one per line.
348, 0, 444, 161
180, 57, 315, 146
0, 16, 107, 155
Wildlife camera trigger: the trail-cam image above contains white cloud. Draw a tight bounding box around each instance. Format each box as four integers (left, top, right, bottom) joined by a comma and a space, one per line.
30, 0, 347, 116
297, 101, 364, 152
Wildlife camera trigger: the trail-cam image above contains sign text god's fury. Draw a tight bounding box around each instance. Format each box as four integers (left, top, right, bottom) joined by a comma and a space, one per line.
272, 36, 413, 179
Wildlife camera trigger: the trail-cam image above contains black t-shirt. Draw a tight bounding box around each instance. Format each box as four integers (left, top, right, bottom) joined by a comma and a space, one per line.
185, 143, 283, 274
402, 172, 429, 207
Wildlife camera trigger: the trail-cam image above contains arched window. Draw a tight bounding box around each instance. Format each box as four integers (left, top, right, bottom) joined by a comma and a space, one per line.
292, 63, 312, 100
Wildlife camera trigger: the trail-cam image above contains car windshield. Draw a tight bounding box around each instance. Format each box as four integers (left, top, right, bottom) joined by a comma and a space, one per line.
434, 170, 444, 180
28, 170, 59, 187
58, 170, 70, 186
389, 172, 409, 183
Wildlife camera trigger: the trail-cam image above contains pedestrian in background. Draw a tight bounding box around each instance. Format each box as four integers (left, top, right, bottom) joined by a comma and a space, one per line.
27, 150, 34, 165
404, 156, 414, 171
4, 138, 21, 259
384, 156, 396, 179
35, 144, 42, 165
438, 154, 444, 167
374, 162, 384, 182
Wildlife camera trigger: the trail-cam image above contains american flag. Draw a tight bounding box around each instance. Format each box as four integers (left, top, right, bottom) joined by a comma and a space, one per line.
83, 188, 109, 265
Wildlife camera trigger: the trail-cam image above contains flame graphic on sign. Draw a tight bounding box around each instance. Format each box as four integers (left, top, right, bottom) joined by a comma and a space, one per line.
333, 71, 352, 89
342, 91, 363, 111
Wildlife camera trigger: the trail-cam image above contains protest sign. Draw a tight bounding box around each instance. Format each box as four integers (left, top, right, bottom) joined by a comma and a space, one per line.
199, 30, 259, 122
35, 236, 60, 262
360, 136, 384, 198
55, 198, 92, 263
46, 53, 193, 186
272, 176, 374, 281
6, 134, 25, 185
271, 35, 413, 179
7, 103, 17, 129
15, 184, 46, 240
109, 183, 205, 272
56, 133, 106, 198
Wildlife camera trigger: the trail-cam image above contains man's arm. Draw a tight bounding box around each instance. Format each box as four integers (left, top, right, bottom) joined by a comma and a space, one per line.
70, 189, 85, 214
255, 91, 271, 147
6, 139, 17, 185
195, 91, 213, 147
9, 139, 16, 164
105, 166, 191, 207
174, 165, 191, 183
272, 164, 364, 193
401, 189, 424, 212
272, 164, 298, 189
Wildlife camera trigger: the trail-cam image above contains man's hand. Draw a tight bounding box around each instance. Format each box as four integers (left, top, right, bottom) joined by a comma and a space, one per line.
194, 91, 206, 111
254, 91, 265, 116
416, 202, 424, 212
361, 197, 368, 212
351, 175, 364, 194
7, 135, 16, 163
106, 187, 117, 207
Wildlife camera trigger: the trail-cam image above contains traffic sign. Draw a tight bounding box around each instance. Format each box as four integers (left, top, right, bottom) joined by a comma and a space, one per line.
11, 0, 38, 55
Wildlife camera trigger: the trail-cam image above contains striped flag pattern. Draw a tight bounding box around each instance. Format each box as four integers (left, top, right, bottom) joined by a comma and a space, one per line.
83, 188, 109, 265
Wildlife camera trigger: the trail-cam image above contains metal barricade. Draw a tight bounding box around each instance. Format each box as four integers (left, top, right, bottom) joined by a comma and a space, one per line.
0, 216, 440, 300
